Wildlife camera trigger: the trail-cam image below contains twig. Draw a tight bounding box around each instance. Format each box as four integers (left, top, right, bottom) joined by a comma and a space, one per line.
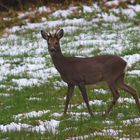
0, 2, 11, 11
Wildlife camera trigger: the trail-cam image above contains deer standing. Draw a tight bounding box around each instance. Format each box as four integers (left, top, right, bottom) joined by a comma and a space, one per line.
41, 29, 140, 116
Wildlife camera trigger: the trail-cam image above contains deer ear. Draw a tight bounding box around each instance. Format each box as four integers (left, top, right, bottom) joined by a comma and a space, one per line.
57, 29, 64, 39
41, 30, 49, 40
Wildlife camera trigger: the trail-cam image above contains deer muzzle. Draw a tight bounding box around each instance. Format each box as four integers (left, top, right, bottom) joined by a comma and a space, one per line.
49, 47, 56, 52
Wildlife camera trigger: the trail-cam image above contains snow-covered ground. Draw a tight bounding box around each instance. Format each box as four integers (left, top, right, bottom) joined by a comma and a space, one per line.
14, 110, 50, 120
0, 3, 140, 90
0, 119, 60, 134
0, 1, 140, 138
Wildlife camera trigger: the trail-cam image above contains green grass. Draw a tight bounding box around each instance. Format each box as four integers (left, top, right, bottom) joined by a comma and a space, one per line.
0, 75, 140, 139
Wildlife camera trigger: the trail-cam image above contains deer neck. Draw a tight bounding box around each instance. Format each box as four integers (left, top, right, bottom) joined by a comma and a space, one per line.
51, 52, 65, 72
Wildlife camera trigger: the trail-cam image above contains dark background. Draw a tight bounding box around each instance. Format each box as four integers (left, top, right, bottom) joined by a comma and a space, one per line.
0, 0, 92, 11
0, 0, 139, 11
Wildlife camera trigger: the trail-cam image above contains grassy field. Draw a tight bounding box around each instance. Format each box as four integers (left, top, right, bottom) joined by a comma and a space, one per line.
0, 2, 140, 139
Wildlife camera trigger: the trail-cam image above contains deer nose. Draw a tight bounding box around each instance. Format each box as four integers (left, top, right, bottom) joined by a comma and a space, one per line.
49, 47, 56, 52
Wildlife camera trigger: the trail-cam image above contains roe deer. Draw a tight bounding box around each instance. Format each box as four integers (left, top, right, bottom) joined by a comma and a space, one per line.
41, 29, 140, 116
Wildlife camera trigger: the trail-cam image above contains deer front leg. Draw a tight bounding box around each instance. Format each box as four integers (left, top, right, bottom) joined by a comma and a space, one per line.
78, 82, 93, 116
64, 85, 75, 115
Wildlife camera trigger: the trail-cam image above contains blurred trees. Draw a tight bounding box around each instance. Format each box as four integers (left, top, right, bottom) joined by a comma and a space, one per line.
0, 0, 140, 11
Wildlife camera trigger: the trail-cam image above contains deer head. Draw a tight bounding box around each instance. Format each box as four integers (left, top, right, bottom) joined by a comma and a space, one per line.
41, 29, 64, 55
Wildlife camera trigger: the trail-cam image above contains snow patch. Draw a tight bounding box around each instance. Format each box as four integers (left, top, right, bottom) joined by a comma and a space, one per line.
28, 97, 42, 101
105, 0, 127, 6
52, 6, 78, 18
12, 78, 40, 87
94, 89, 108, 94
67, 129, 122, 140
69, 112, 90, 117
0, 119, 59, 134
118, 98, 135, 104
128, 4, 140, 13
14, 110, 50, 120
77, 100, 105, 109
103, 120, 114, 125
0, 123, 31, 132
52, 9, 72, 18
123, 117, 140, 125
128, 70, 140, 76
53, 81, 67, 89
123, 54, 140, 67
101, 13, 120, 22
83, 5, 93, 13
117, 113, 124, 118
51, 113, 63, 117
94, 129, 122, 136
0, 93, 11, 97
33, 120, 60, 134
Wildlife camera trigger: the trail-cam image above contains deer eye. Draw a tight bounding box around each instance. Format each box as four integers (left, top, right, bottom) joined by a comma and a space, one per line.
48, 42, 50, 45
55, 42, 58, 45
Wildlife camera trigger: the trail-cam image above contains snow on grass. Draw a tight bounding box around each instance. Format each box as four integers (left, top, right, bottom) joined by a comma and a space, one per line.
94, 89, 108, 94
0, 93, 11, 97
66, 39, 110, 48
52, 9, 72, 18
105, 0, 126, 6
109, 4, 140, 18
67, 129, 122, 140
123, 54, 140, 67
33, 120, 60, 134
28, 97, 42, 101
117, 113, 124, 118
51, 113, 63, 117
0, 119, 60, 134
118, 98, 136, 104
101, 13, 120, 22
0, 3, 140, 91
53, 80, 67, 90
68, 111, 103, 118
103, 120, 114, 125
120, 9, 136, 18
77, 100, 105, 109
0, 2, 140, 139
18, 6, 49, 19
0, 122, 31, 132
4, 3, 140, 34
128, 4, 140, 12
7, 18, 89, 34
38, 6, 50, 13
128, 70, 140, 76
120, 138, 130, 140
12, 78, 40, 87
14, 110, 50, 120
83, 5, 93, 13
68, 112, 90, 117
94, 129, 122, 136
0, 41, 58, 88
28, 67, 58, 81
52, 6, 79, 18
123, 117, 140, 125
89, 100, 105, 106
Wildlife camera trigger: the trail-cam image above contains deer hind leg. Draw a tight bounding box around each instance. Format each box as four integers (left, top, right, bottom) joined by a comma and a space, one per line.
104, 83, 120, 116
78, 82, 93, 116
120, 82, 140, 113
64, 85, 75, 115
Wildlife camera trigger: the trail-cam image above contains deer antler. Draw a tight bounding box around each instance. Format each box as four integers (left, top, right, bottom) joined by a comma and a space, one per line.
54, 27, 60, 37
54, 30, 58, 37
48, 32, 52, 37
